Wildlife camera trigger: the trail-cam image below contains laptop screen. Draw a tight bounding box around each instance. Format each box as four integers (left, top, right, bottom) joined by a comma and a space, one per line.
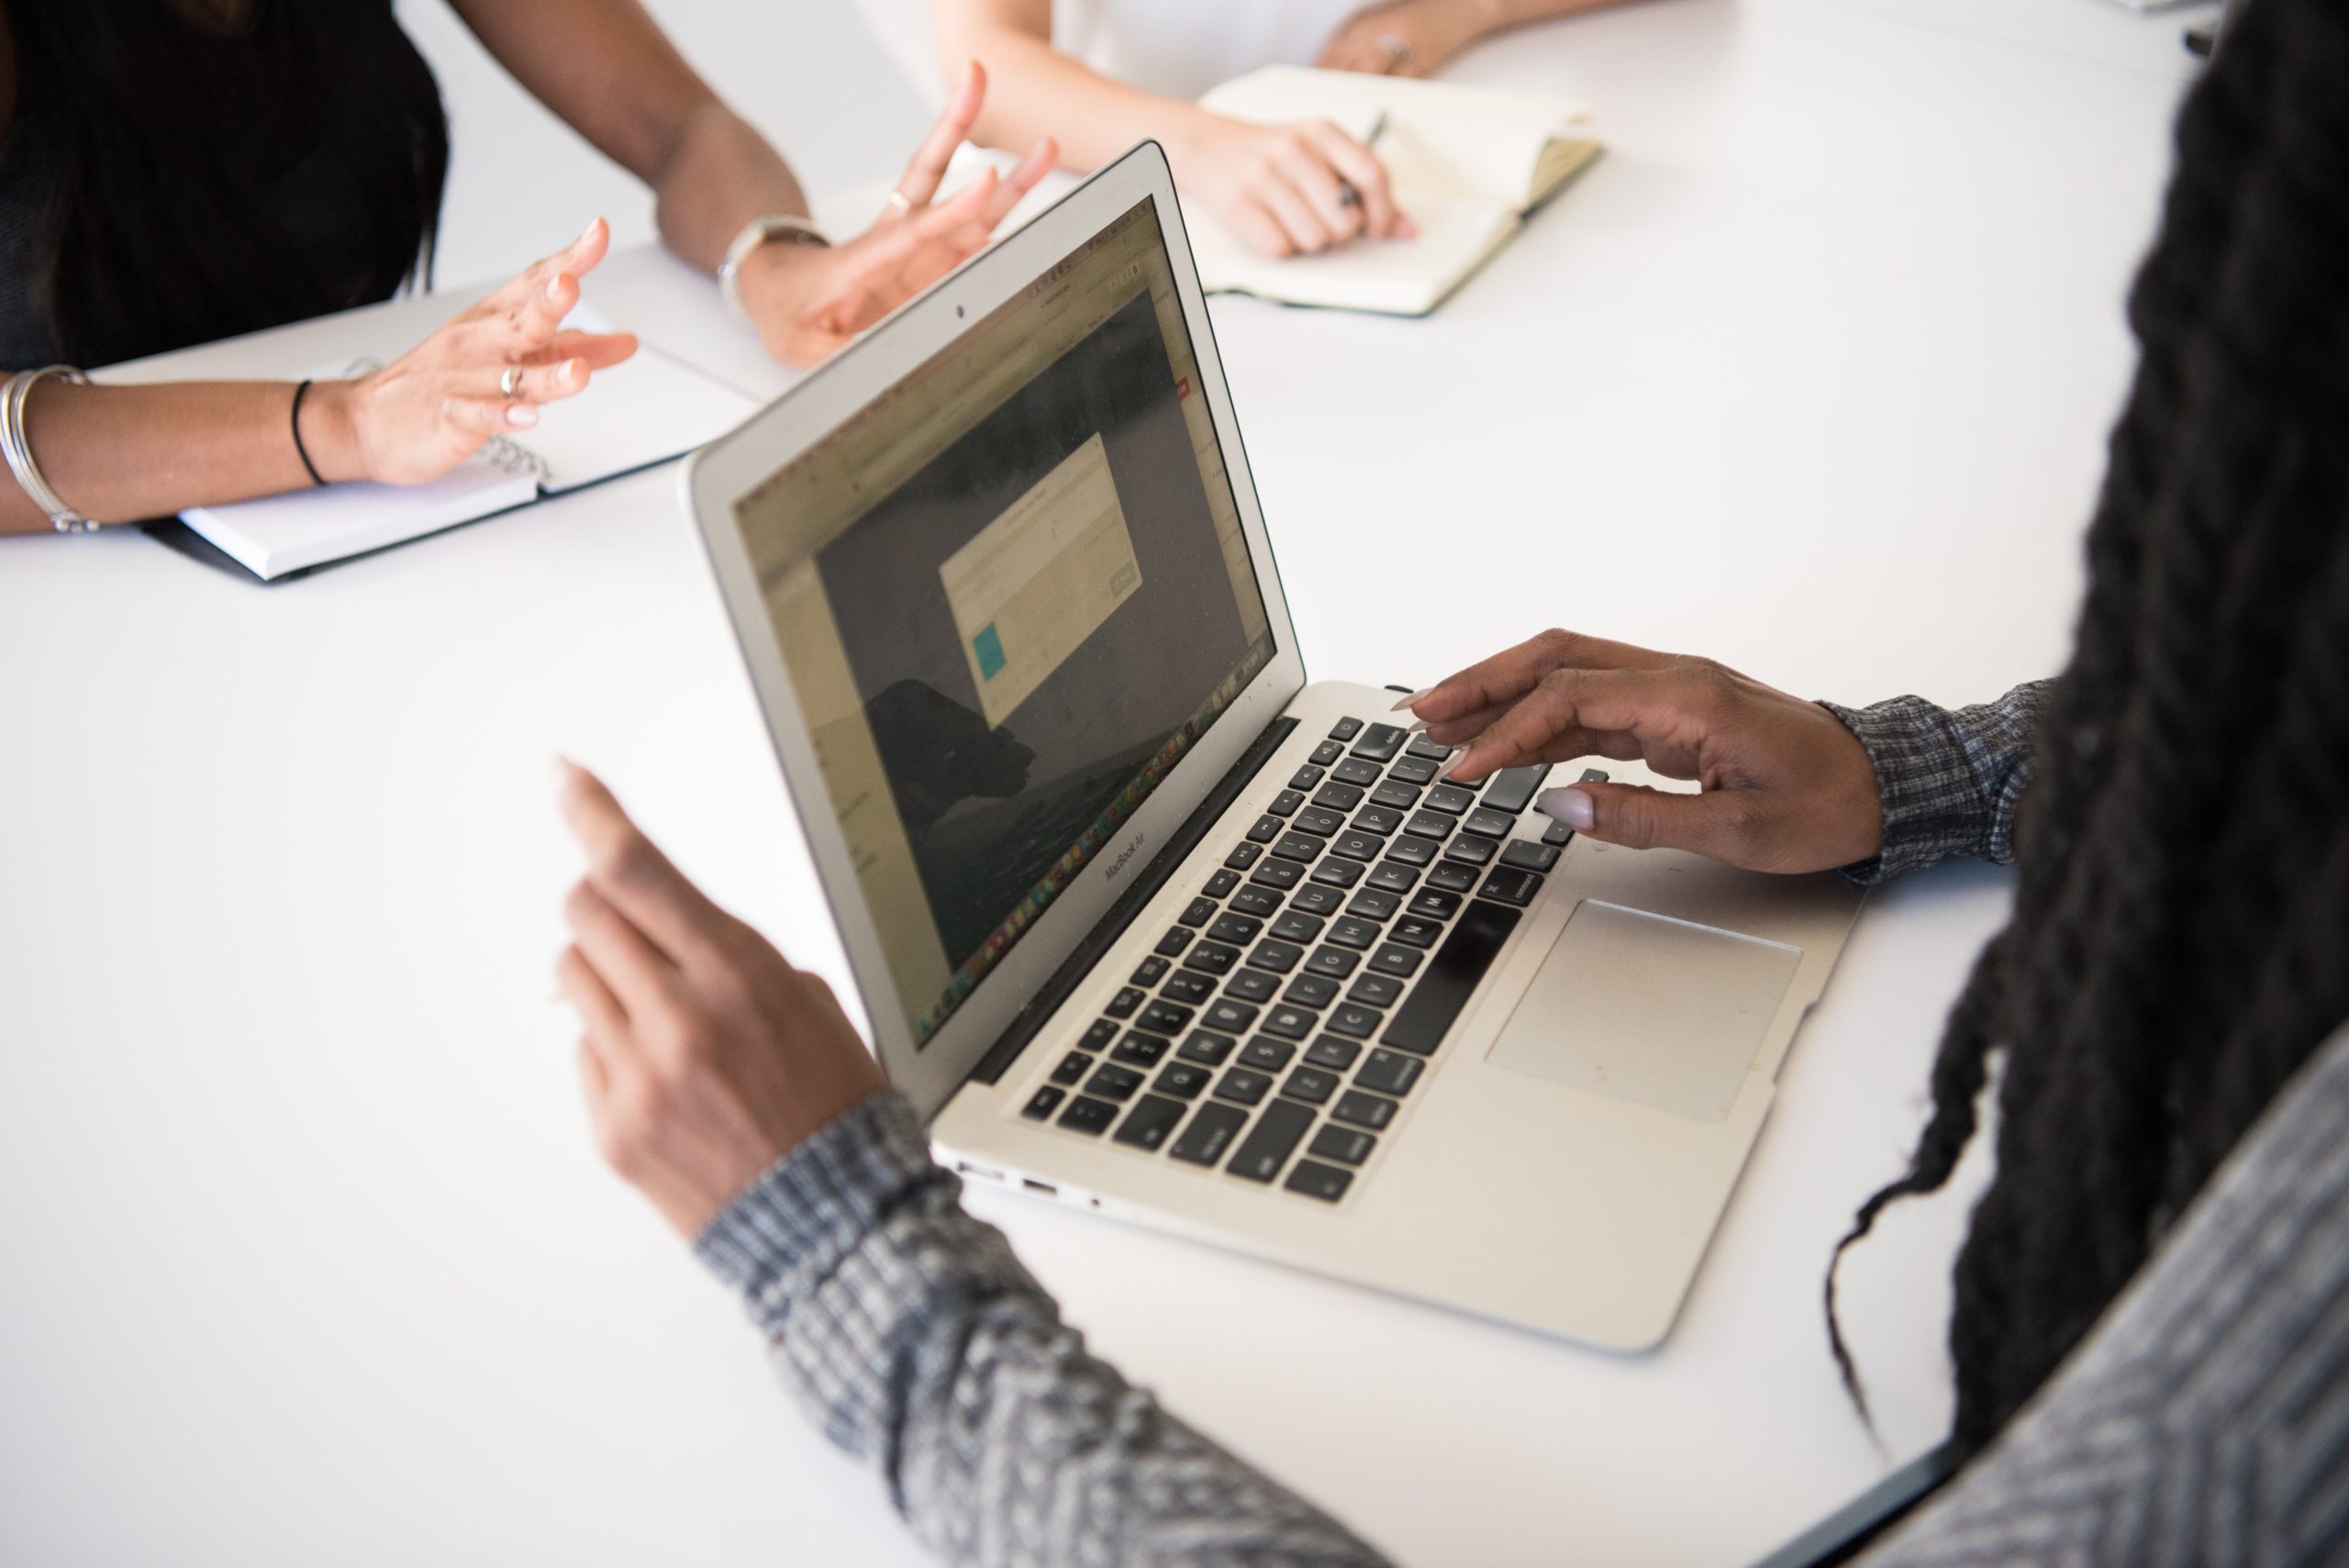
731, 198, 1276, 1047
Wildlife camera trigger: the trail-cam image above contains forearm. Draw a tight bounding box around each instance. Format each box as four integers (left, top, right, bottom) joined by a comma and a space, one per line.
700, 1094, 1391, 1567
647, 105, 812, 273
1464, 0, 1643, 29
1821, 681, 2051, 884
938, 6, 1220, 177
0, 377, 361, 535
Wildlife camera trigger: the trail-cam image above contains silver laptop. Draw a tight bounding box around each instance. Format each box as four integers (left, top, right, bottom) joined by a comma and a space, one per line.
683, 144, 1862, 1351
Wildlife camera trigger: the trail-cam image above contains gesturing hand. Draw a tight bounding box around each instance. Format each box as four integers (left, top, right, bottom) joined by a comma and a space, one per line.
554, 762, 886, 1238
1180, 114, 1414, 258
312, 217, 638, 485
1316, 1, 1483, 79
1403, 629, 1887, 873
736, 63, 1057, 368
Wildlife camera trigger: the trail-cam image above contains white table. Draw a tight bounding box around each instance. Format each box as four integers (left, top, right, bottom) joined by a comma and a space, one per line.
0, 3, 2200, 1562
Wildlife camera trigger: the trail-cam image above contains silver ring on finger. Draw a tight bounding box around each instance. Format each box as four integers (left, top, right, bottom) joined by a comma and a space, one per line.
500, 365, 523, 400
1376, 33, 1412, 68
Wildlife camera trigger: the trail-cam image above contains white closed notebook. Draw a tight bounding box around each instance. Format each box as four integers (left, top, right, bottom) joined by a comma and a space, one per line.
169, 305, 762, 580
1187, 66, 1603, 317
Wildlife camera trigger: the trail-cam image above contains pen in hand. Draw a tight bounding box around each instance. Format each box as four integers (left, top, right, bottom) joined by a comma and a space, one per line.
1335, 111, 1390, 212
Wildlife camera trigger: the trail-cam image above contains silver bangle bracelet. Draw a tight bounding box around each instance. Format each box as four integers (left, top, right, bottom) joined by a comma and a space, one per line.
2, 364, 95, 533
718, 214, 830, 322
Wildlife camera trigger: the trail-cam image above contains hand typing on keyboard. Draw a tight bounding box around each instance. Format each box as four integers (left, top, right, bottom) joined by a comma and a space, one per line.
1396, 628, 1887, 874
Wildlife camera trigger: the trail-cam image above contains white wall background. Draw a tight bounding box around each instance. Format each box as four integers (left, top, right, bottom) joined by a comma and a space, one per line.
393, 0, 933, 286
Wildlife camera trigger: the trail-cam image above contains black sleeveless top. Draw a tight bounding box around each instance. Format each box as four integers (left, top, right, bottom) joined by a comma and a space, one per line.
0, 0, 447, 368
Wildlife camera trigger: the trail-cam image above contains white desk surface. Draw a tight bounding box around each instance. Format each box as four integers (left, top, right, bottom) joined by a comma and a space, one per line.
0, 2, 2200, 1563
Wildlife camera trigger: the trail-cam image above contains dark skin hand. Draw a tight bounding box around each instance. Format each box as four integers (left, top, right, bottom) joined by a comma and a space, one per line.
1400, 628, 1888, 873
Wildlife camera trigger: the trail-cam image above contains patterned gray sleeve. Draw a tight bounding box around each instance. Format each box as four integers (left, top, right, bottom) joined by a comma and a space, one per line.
696, 1091, 1393, 1568
1855, 1021, 2349, 1568
1820, 681, 2052, 884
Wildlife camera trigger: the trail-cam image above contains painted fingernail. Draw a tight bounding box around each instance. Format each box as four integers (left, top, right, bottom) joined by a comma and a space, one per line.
1436, 752, 1466, 781
1539, 787, 1596, 829
507, 403, 539, 428
551, 755, 574, 793
545, 273, 565, 301
1390, 686, 1433, 712
578, 217, 601, 245
564, 358, 585, 384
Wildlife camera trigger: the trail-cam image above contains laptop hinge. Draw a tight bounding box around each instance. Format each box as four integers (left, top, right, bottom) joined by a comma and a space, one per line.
968, 711, 1300, 1085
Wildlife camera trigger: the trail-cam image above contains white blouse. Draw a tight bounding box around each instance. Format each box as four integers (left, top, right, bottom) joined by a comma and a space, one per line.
1052, 0, 1368, 101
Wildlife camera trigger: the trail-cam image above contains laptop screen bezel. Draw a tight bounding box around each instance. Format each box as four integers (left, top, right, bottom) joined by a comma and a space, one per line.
682, 144, 1307, 1122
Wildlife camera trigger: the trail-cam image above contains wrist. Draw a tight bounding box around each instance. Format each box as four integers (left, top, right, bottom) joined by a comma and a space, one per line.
1162, 107, 1239, 183
732, 238, 827, 331
299, 378, 370, 484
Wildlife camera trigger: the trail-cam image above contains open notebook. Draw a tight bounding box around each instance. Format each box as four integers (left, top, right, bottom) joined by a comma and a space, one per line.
149, 306, 762, 581
1188, 66, 1603, 317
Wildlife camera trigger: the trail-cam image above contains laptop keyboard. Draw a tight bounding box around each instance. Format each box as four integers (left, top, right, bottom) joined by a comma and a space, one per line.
1016, 715, 1590, 1207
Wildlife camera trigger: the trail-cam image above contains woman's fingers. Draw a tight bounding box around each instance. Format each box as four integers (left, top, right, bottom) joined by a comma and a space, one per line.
1446, 666, 1715, 782
441, 393, 540, 435
1273, 136, 1365, 245
982, 139, 1058, 227
560, 942, 632, 1050
1405, 628, 1680, 727
563, 877, 676, 1015
558, 762, 750, 972
1304, 122, 1405, 239
893, 61, 988, 214
1257, 170, 1337, 253
518, 328, 639, 373
1542, 780, 1751, 862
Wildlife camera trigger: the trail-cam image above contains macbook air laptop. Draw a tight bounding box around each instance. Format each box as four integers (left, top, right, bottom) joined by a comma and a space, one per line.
682, 143, 1863, 1351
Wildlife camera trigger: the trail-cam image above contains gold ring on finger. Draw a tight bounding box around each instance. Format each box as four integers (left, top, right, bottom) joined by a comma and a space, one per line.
500, 366, 523, 400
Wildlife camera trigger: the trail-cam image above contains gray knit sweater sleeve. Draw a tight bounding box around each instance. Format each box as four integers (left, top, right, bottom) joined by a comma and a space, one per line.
1820, 682, 2052, 884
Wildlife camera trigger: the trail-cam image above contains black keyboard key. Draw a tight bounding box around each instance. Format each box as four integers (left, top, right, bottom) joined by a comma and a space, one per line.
1180, 897, 1217, 927
1306, 1035, 1364, 1071
1081, 1018, 1119, 1051
1203, 868, 1241, 897
1370, 780, 1420, 812
1112, 1030, 1170, 1067
1169, 1102, 1249, 1167
1284, 973, 1339, 1008
1051, 1051, 1090, 1084
1329, 717, 1364, 741
1155, 928, 1197, 960
1408, 889, 1464, 921
1349, 723, 1407, 762
1304, 944, 1359, 978
1463, 807, 1517, 840
1058, 1095, 1119, 1135
1154, 1062, 1211, 1099
1309, 857, 1365, 889
1131, 955, 1171, 987
1332, 830, 1382, 862
1225, 841, 1264, 870
1365, 861, 1419, 894
1186, 940, 1240, 975
1368, 943, 1423, 978
1442, 833, 1497, 866
1024, 1085, 1066, 1120
1348, 973, 1404, 1008
1330, 1090, 1397, 1130
1294, 806, 1345, 836
1259, 1004, 1317, 1040
1283, 1066, 1341, 1105
1309, 1124, 1376, 1166
1214, 1067, 1273, 1106
1424, 784, 1476, 815
1388, 756, 1439, 785
1241, 1038, 1296, 1071
1285, 1159, 1354, 1203
1138, 1000, 1194, 1036
1208, 912, 1264, 945
1482, 764, 1550, 814
1353, 806, 1404, 837
1333, 756, 1383, 787
1204, 997, 1260, 1033
1390, 916, 1443, 950
1477, 867, 1544, 907
1246, 814, 1283, 843
1105, 986, 1144, 1018
1161, 970, 1216, 1006
1326, 1004, 1380, 1040
1385, 834, 1436, 867
1580, 767, 1612, 783
1225, 968, 1281, 1004
1327, 916, 1380, 950
1289, 763, 1326, 791
1345, 890, 1400, 921
1308, 739, 1345, 766
1405, 735, 1453, 762
1289, 884, 1345, 916
1270, 831, 1323, 863
1230, 884, 1283, 918
1542, 817, 1575, 847
1356, 1049, 1424, 1096
1228, 1099, 1315, 1182
1500, 840, 1561, 872
1426, 860, 1480, 893
1268, 789, 1305, 817
1086, 1062, 1144, 1099
1114, 1094, 1188, 1151
1381, 899, 1521, 1056
1313, 782, 1365, 813
1248, 939, 1305, 973
1404, 809, 1455, 840
1250, 857, 1305, 890
1271, 911, 1326, 943
1178, 1029, 1237, 1066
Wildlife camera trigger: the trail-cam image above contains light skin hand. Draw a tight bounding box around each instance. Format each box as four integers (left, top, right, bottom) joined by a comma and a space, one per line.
1316, 0, 1486, 77
308, 218, 639, 485
1175, 114, 1414, 258
1400, 628, 1887, 873
555, 762, 886, 1239
734, 64, 1057, 368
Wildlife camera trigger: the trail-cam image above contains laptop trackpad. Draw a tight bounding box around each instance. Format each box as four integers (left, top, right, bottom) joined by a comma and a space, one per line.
1486, 901, 1802, 1123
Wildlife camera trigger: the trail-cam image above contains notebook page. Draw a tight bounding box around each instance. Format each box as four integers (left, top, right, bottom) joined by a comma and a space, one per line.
1186, 186, 1521, 317
510, 310, 763, 495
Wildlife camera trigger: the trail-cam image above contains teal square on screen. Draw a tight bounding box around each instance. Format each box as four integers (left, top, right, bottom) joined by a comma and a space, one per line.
974, 624, 1007, 680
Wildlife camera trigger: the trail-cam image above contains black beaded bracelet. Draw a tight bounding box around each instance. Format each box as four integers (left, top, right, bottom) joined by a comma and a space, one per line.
289, 378, 327, 487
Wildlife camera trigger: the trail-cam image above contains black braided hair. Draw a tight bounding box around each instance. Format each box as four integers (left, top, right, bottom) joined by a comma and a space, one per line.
1825, 0, 2349, 1456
